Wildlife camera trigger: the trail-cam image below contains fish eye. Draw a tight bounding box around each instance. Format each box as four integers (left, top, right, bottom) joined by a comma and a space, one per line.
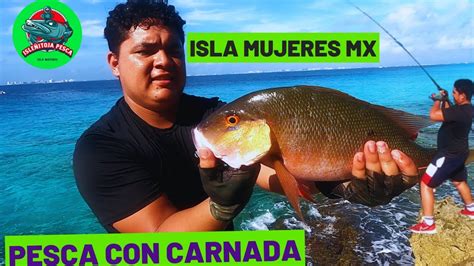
225, 114, 240, 126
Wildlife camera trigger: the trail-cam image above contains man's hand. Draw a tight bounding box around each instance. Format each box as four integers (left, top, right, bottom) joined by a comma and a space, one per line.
347, 140, 419, 206
316, 141, 419, 207
198, 148, 260, 221
429, 89, 448, 102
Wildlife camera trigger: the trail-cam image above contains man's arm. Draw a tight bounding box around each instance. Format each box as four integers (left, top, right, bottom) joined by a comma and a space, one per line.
256, 140, 419, 206
113, 147, 257, 232
256, 165, 318, 195
429, 89, 452, 122
113, 195, 228, 232
256, 164, 281, 193
429, 100, 445, 122
74, 135, 256, 233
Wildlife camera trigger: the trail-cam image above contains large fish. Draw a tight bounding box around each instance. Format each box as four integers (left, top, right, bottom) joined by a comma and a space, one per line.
192, 86, 464, 218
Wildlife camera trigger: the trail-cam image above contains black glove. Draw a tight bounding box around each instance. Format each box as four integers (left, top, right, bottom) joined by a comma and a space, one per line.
314, 170, 420, 207
199, 164, 260, 221
429, 89, 448, 102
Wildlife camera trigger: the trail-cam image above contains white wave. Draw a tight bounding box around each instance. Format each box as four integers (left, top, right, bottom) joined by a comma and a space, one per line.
394, 213, 405, 221
322, 215, 336, 223
240, 211, 276, 230
283, 217, 312, 233
273, 201, 287, 210
306, 205, 321, 218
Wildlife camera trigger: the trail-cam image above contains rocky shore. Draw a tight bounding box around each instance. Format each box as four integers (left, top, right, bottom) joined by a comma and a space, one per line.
409, 197, 474, 265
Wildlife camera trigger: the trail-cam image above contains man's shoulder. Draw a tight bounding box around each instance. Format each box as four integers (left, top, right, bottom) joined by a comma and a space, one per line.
460, 104, 474, 115
446, 104, 473, 117
75, 98, 132, 153
176, 94, 226, 124
180, 93, 225, 109
450, 103, 473, 111
442, 104, 473, 125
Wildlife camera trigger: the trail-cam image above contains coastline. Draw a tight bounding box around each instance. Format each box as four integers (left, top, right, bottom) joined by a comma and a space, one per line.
1, 62, 473, 87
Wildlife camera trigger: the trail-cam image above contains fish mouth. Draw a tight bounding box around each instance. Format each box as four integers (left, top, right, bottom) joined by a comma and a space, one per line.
192, 127, 225, 158
192, 127, 267, 169
192, 127, 209, 151
23, 20, 51, 34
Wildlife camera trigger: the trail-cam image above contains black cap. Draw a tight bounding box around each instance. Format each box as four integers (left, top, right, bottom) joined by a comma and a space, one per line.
454, 79, 473, 101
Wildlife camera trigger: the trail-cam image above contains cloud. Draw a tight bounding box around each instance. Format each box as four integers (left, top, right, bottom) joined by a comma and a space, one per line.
184, 8, 258, 24
81, 20, 104, 37
238, 17, 324, 32
183, 4, 326, 32
171, 0, 213, 9
436, 35, 474, 50
357, 1, 473, 59
81, 0, 104, 4
383, 1, 473, 34
385, 4, 431, 34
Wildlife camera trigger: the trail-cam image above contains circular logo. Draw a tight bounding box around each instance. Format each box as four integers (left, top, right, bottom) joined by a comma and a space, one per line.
12, 0, 82, 69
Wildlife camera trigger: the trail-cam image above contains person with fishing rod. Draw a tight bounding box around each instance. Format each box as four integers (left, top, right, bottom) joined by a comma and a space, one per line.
350, 3, 474, 233
410, 79, 474, 234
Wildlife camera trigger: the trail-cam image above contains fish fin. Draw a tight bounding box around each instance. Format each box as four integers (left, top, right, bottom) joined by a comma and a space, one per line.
466, 149, 474, 165
273, 159, 305, 222
370, 105, 433, 139
297, 181, 317, 203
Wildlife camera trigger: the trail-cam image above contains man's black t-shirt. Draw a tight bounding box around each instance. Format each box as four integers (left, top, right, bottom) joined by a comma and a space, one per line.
438, 104, 473, 154
73, 94, 224, 232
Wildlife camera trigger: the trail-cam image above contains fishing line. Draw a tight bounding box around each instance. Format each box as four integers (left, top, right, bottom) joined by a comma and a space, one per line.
349, 2, 443, 91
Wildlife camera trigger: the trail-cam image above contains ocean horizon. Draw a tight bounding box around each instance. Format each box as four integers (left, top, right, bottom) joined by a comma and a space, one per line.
2, 62, 473, 86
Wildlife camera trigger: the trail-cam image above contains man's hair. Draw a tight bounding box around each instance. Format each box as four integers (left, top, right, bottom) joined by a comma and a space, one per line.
454, 79, 473, 101
104, 0, 186, 54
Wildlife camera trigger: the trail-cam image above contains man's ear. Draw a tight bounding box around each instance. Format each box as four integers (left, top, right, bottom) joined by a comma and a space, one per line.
107, 52, 120, 77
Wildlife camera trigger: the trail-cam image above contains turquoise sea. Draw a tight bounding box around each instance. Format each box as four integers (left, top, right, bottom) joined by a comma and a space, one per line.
1, 63, 473, 264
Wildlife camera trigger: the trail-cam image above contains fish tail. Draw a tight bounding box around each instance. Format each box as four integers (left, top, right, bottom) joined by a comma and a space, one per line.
465, 149, 474, 165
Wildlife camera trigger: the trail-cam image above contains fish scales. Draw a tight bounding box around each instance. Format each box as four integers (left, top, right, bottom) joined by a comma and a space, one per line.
239, 87, 430, 180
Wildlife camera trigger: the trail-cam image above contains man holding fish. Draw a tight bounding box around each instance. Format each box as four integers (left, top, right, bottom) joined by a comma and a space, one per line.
73, 0, 420, 233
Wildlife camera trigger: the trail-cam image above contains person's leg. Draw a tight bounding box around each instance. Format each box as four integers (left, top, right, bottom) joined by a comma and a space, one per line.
451, 166, 474, 218
410, 170, 438, 233
452, 180, 474, 205
420, 181, 435, 217
420, 155, 448, 219
410, 154, 447, 233
409, 181, 436, 233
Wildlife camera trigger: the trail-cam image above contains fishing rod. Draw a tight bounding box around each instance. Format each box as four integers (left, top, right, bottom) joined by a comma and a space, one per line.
349, 2, 444, 92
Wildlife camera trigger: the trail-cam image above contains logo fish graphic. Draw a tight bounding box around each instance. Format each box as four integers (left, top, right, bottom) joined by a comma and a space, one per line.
13, 0, 82, 69
22, 6, 73, 45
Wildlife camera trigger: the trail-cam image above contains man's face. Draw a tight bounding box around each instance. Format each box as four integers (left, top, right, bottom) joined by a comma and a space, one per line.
452, 87, 465, 104
111, 24, 186, 112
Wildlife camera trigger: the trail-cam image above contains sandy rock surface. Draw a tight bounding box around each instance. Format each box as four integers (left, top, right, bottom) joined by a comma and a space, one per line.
409, 197, 474, 265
